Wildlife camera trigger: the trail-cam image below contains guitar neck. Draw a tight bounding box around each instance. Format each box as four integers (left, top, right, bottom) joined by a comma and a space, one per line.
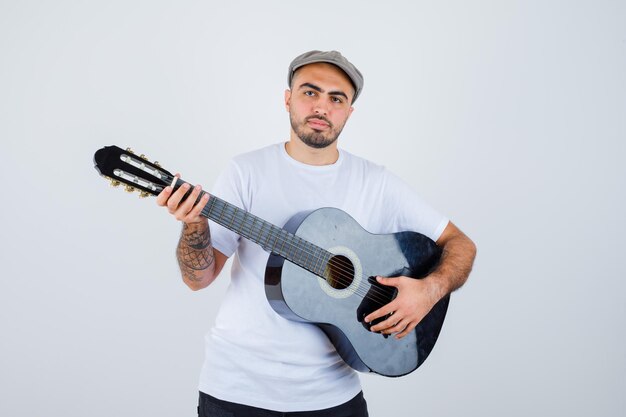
172, 180, 330, 277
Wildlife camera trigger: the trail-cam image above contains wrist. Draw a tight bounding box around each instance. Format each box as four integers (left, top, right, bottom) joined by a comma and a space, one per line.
183, 218, 208, 230
423, 273, 449, 302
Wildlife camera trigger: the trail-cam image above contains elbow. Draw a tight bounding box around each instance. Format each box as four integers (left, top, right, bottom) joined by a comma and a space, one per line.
186, 282, 206, 291
463, 236, 478, 270
468, 238, 477, 260
183, 276, 214, 291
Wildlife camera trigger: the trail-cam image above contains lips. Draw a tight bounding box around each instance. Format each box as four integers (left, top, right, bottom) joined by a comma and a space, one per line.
307, 118, 330, 129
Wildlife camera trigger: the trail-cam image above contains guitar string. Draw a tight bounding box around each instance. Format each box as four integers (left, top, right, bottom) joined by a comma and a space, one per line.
195, 189, 399, 308
196, 190, 401, 301
164, 177, 398, 307
162, 176, 364, 283
161, 176, 401, 307
198, 198, 396, 308
115, 166, 376, 291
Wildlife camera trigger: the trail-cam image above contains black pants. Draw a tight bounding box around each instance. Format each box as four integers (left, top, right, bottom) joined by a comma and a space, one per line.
198, 391, 369, 417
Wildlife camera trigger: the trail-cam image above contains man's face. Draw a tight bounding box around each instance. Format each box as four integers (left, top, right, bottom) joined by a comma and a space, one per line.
285, 63, 355, 149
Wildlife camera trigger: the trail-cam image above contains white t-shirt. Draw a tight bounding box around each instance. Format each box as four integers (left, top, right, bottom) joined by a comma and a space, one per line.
199, 142, 448, 412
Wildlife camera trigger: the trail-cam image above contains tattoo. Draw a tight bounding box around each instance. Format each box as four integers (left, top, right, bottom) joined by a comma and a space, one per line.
177, 222, 215, 282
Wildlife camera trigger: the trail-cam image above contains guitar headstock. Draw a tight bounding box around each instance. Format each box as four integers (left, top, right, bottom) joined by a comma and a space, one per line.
93, 145, 174, 197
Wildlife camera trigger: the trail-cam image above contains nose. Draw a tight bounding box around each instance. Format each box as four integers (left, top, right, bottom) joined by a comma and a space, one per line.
313, 97, 329, 116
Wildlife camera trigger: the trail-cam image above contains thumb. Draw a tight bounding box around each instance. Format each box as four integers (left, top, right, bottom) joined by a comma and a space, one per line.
376, 276, 399, 287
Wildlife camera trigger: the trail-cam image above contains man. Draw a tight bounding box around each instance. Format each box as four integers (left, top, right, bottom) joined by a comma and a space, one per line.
157, 50, 476, 417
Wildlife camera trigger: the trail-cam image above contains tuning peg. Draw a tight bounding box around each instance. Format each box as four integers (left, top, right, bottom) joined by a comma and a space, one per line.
126, 147, 135, 155
139, 154, 148, 161
153, 161, 161, 167
110, 180, 121, 187
139, 191, 151, 198
124, 185, 136, 193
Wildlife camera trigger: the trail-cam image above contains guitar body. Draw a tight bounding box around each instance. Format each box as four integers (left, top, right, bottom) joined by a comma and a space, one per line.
265, 207, 449, 377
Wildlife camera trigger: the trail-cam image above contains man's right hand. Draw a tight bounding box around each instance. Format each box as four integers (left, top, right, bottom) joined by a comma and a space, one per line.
156, 175, 210, 224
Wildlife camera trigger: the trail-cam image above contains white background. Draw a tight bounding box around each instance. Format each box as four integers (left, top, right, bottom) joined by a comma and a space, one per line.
1, 1, 625, 416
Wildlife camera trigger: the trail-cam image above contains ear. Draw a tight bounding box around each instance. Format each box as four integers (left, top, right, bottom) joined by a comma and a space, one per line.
284, 89, 291, 112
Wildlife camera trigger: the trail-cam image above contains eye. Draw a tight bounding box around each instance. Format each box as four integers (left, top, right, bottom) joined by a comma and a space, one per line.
331, 96, 343, 104
304, 91, 316, 97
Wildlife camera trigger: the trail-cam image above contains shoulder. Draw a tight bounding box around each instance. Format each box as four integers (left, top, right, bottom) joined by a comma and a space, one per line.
222, 143, 282, 179
231, 143, 281, 167
340, 149, 400, 195
340, 148, 387, 179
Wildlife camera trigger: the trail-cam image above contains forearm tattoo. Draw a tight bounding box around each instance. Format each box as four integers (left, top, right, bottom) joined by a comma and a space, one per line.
176, 222, 215, 282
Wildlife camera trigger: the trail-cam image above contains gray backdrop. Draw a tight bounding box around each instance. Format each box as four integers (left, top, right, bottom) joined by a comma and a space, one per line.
1, 1, 624, 416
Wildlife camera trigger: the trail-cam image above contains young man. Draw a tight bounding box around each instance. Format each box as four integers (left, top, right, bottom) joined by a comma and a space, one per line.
157, 50, 476, 417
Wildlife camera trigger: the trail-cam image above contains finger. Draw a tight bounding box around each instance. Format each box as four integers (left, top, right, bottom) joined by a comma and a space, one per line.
174, 184, 202, 220
369, 313, 401, 333
364, 302, 396, 325
395, 321, 417, 339
185, 192, 210, 221
383, 319, 408, 335
167, 182, 191, 212
156, 186, 173, 206
178, 184, 203, 214
376, 276, 400, 287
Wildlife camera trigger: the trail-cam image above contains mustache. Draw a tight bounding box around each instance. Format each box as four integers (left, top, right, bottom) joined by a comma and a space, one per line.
305, 115, 333, 128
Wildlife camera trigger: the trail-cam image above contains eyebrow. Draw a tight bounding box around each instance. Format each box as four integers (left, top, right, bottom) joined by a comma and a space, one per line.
298, 82, 349, 100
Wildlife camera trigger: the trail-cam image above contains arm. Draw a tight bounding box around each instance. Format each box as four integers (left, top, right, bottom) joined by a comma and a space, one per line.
365, 221, 476, 339
425, 221, 477, 297
156, 180, 228, 291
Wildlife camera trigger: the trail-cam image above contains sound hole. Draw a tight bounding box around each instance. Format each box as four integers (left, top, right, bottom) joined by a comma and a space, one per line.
326, 255, 355, 290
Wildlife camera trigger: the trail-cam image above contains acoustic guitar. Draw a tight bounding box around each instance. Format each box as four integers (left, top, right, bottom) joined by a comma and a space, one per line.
93, 145, 449, 377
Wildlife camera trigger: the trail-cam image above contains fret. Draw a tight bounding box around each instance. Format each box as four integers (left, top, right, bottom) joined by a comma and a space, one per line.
284, 233, 290, 259
206, 193, 217, 216
228, 206, 237, 229
280, 230, 288, 257
250, 216, 258, 244
264, 222, 275, 250
296, 236, 303, 265
259, 220, 268, 249
290, 235, 299, 266
312, 246, 320, 275
218, 199, 227, 223
312, 246, 321, 275
251, 215, 262, 244
317, 248, 329, 277
287, 234, 295, 262
301, 238, 309, 269
286, 231, 294, 260
270, 226, 279, 254
323, 251, 331, 279
259, 219, 268, 245
238, 210, 249, 237
294, 236, 304, 267
259, 222, 266, 249
247, 215, 255, 238
303, 240, 312, 272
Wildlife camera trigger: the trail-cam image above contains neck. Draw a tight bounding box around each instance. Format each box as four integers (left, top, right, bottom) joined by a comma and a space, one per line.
285, 135, 340, 166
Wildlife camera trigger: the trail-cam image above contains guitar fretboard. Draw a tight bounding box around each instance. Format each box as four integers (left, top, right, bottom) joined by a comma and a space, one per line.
198, 190, 331, 278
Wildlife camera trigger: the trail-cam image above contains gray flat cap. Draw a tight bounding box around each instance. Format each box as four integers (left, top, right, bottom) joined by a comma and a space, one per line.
288, 50, 364, 103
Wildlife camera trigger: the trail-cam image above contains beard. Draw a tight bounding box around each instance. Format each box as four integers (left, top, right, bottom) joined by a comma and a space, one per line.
289, 113, 346, 149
